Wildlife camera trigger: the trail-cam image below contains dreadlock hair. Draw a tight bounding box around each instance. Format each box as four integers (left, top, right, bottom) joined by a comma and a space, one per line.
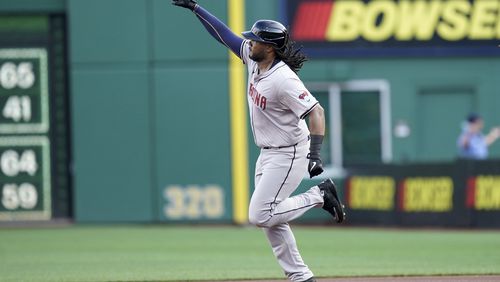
275, 39, 307, 73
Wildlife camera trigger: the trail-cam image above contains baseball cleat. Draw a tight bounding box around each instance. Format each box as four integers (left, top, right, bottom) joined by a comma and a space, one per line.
301, 277, 316, 282
318, 178, 346, 223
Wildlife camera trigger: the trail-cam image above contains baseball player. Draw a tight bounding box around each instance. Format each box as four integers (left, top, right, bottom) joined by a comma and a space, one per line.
172, 1, 346, 281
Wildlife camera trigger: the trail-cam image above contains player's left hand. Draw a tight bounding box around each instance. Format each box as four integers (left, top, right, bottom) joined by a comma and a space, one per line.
307, 154, 324, 178
172, 0, 197, 10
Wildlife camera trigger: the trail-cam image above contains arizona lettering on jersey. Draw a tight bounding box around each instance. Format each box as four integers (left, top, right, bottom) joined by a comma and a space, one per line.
241, 40, 319, 148
249, 83, 267, 110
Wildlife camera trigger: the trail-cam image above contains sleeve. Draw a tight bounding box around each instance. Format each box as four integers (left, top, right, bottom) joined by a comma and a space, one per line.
278, 78, 319, 119
240, 40, 251, 65
193, 5, 245, 59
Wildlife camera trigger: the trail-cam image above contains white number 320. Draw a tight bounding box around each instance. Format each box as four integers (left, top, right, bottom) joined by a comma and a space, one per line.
164, 185, 224, 220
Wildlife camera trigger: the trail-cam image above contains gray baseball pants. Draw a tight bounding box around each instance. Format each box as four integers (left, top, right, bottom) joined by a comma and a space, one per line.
248, 140, 324, 282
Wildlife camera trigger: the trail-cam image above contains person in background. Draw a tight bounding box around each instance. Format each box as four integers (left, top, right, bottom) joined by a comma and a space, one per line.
457, 113, 500, 159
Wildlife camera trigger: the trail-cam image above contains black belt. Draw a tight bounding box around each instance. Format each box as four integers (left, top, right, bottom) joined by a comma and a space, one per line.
262, 136, 310, 150
262, 144, 297, 150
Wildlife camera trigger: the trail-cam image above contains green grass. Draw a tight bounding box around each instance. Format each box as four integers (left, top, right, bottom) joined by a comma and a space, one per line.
0, 225, 499, 281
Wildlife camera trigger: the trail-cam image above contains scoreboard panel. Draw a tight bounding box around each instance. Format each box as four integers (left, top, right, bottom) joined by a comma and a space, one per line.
0, 49, 49, 134
0, 49, 52, 220
0, 14, 71, 221
0, 136, 51, 220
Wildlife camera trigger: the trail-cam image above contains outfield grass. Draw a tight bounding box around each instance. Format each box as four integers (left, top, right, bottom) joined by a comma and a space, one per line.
0, 225, 499, 281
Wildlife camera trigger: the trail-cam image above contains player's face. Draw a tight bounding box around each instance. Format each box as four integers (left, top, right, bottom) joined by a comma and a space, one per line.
249, 41, 270, 62
470, 119, 484, 133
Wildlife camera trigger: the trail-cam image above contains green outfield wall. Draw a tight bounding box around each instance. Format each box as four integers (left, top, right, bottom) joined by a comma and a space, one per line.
1, 0, 500, 225
68, 0, 233, 222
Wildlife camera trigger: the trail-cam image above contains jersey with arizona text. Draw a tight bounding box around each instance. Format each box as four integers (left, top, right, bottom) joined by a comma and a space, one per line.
240, 40, 319, 148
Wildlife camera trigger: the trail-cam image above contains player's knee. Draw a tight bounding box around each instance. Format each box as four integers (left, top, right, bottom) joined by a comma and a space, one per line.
248, 210, 262, 226
249, 216, 271, 228
248, 213, 259, 226
248, 207, 271, 227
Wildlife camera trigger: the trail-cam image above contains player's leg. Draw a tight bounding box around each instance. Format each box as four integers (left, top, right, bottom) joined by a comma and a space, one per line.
252, 154, 311, 281
254, 153, 263, 189
263, 223, 314, 282
248, 143, 323, 227
248, 143, 318, 282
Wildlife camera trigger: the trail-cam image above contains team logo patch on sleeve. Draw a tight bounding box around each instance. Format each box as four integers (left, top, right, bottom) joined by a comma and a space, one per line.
299, 91, 311, 102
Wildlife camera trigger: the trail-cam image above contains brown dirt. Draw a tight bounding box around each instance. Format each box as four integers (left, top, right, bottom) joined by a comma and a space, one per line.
227, 275, 500, 282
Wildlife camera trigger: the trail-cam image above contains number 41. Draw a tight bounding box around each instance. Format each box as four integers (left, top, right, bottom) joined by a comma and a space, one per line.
2, 96, 31, 122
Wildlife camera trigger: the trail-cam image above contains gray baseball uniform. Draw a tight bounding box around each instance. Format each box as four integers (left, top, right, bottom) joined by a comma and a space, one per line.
177, 4, 327, 280
242, 40, 325, 282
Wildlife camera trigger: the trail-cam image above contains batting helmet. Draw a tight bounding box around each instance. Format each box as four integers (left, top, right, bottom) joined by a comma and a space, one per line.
242, 20, 289, 50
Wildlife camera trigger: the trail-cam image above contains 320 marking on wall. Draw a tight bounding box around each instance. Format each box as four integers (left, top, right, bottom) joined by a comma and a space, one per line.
163, 185, 225, 220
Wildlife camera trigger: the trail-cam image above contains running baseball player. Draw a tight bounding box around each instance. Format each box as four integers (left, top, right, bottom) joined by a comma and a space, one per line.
172, 1, 346, 281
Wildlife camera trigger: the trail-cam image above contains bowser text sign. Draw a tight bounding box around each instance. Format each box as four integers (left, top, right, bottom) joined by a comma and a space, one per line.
285, 0, 500, 56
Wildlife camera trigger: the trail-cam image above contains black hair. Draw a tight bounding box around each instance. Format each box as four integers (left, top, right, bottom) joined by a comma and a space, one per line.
275, 39, 307, 73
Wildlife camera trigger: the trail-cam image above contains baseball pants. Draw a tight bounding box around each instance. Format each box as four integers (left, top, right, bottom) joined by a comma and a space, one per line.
248, 140, 324, 282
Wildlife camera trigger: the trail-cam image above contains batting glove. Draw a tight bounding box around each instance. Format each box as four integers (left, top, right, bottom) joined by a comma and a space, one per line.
307, 135, 324, 178
307, 153, 324, 178
172, 0, 197, 10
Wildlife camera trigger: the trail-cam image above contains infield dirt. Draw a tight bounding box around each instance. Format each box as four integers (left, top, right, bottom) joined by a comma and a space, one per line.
230, 275, 500, 282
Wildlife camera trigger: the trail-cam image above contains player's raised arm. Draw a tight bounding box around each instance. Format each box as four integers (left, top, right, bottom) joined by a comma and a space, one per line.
172, 0, 244, 59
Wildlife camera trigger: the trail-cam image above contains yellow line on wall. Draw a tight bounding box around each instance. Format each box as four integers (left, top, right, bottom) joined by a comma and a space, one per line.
228, 0, 249, 224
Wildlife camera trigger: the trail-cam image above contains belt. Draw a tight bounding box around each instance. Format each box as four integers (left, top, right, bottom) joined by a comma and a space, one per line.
262, 136, 310, 150
262, 144, 296, 150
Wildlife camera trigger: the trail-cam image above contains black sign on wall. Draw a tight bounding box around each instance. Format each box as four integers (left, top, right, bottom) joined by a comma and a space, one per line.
344, 160, 500, 228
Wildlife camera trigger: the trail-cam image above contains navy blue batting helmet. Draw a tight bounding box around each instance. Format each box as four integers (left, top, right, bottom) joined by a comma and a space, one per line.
467, 113, 482, 123
242, 20, 289, 49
